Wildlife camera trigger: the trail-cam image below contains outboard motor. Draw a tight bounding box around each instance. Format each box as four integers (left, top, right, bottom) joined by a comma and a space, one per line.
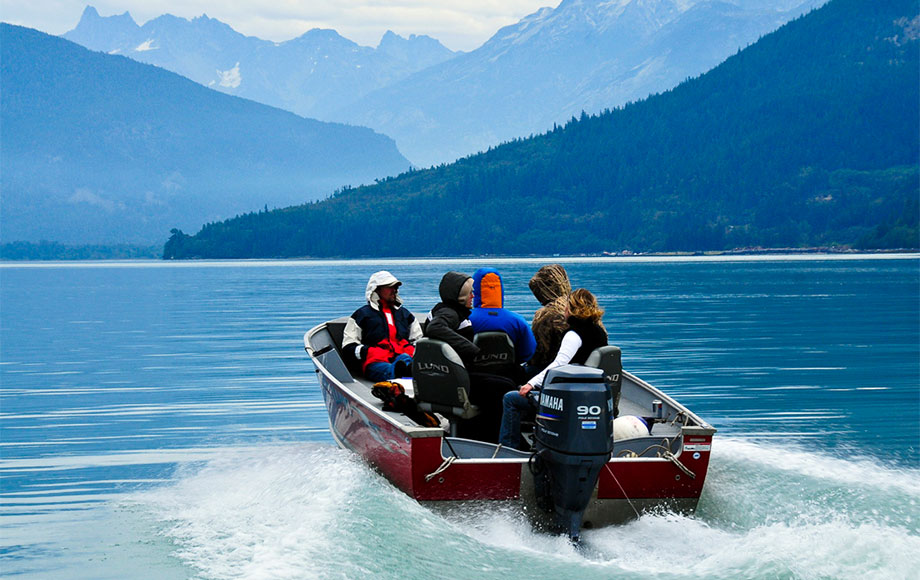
532, 365, 613, 541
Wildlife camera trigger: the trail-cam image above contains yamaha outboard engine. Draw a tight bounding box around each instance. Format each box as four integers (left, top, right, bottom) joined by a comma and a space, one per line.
532, 365, 613, 541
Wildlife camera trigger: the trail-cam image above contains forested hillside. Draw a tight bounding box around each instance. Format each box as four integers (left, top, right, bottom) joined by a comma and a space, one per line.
164, 0, 919, 259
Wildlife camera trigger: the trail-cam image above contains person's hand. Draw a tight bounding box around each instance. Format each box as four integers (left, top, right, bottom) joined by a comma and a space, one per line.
519, 383, 533, 397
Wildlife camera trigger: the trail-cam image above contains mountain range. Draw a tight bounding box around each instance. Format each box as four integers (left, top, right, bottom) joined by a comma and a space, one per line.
336, 0, 826, 166
63, 6, 457, 123
62, 1, 824, 167
162, 0, 919, 259
0, 24, 410, 244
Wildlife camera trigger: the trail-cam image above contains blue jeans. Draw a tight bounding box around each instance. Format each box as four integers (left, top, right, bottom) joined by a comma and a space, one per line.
365, 353, 413, 383
499, 390, 538, 450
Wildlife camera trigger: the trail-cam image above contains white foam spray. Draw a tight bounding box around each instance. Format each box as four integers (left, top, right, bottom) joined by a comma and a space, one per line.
130, 439, 920, 579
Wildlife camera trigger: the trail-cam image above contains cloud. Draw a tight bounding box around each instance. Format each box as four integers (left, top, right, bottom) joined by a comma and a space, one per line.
161, 171, 186, 194
235, 1, 555, 50
68, 188, 124, 212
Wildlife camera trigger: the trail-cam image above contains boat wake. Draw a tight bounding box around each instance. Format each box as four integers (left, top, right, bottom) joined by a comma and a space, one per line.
128, 439, 920, 579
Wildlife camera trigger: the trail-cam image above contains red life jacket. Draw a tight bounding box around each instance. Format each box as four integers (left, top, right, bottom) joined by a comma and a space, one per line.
363, 303, 415, 370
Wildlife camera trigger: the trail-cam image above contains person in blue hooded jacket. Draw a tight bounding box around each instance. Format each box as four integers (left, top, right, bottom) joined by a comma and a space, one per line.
469, 267, 536, 365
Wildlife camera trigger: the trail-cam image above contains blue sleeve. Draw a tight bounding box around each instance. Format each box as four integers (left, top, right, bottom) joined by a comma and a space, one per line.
515, 314, 537, 363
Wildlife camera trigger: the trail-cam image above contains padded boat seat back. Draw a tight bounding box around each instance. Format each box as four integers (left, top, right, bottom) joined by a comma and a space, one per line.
412, 338, 479, 420
586, 345, 623, 418
325, 320, 362, 377
470, 332, 518, 379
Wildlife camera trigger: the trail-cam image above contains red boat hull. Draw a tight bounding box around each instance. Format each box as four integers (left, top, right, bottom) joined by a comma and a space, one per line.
318, 364, 712, 509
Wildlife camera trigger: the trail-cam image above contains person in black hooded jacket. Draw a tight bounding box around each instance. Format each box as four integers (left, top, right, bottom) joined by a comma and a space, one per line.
423, 271, 480, 366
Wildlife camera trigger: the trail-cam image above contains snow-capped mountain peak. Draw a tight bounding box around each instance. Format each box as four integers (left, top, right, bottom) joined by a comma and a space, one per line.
62, 6, 459, 120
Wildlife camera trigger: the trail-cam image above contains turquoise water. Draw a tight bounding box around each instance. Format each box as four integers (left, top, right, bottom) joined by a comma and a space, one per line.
1, 256, 918, 578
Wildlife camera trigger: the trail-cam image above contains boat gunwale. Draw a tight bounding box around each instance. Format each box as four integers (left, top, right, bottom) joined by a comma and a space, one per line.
306, 319, 716, 454
305, 322, 445, 438
622, 370, 717, 436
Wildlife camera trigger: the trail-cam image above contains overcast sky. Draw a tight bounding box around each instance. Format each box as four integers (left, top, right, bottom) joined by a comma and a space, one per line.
1, 1, 557, 51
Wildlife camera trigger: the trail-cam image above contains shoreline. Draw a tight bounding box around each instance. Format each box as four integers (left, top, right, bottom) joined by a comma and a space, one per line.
2, 250, 917, 268
2, 241, 919, 263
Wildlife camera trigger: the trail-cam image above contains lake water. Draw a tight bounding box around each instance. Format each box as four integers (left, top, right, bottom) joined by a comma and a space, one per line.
1, 255, 918, 579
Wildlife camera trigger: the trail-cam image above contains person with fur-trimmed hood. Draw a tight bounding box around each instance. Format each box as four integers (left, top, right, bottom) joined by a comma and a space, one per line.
528, 264, 572, 372
423, 271, 480, 366
469, 267, 536, 364
343, 271, 423, 382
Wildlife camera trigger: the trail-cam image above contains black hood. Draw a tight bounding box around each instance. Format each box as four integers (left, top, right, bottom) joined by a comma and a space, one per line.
438, 271, 471, 305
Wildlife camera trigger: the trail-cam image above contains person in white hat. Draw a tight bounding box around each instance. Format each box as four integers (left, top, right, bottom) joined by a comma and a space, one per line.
342, 271, 423, 382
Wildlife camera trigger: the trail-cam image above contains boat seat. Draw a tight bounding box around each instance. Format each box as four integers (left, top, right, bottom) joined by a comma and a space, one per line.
412, 338, 479, 435
586, 345, 623, 418
325, 319, 363, 377
470, 332, 522, 381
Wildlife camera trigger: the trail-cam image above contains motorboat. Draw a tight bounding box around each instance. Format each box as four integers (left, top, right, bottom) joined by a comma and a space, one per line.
305, 317, 716, 540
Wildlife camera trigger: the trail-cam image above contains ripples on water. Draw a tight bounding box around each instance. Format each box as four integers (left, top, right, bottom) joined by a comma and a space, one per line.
1, 256, 918, 578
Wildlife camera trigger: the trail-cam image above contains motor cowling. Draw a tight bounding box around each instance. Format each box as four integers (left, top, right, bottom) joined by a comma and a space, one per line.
532, 365, 613, 541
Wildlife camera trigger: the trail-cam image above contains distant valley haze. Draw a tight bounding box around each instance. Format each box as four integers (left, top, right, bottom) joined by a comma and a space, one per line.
0, 23, 410, 245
